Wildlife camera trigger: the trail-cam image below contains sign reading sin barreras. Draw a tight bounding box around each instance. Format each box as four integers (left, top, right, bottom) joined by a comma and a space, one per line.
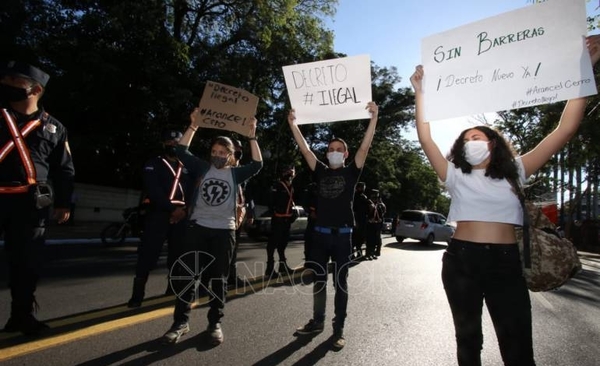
421, 0, 596, 122
282, 54, 372, 124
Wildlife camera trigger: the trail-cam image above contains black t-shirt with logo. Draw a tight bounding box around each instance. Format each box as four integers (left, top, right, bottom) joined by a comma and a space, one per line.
313, 160, 362, 228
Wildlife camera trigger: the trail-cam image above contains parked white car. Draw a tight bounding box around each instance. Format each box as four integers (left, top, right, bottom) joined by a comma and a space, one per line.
395, 210, 455, 245
245, 206, 309, 241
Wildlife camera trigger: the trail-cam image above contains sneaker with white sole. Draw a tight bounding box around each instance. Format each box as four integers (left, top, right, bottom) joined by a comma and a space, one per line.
296, 319, 324, 335
332, 331, 345, 350
162, 322, 190, 344
208, 323, 223, 345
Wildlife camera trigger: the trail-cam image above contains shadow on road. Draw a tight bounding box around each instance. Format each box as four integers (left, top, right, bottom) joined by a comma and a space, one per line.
385, 241, 447, 251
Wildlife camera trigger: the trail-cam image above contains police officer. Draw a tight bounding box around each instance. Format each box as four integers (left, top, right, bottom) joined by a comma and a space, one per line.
227, 139, 253, 288
0, 61, 75, 335
352, 182, 369, 260
127, 130, 192, 308
365, 189, 384, 260
265, 164, 296, 277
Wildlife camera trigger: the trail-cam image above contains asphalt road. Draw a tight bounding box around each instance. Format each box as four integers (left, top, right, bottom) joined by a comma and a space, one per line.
1, 235, 600, 366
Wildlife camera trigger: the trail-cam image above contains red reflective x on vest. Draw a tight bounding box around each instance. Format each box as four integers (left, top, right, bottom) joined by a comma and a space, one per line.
0, 109, 41, 193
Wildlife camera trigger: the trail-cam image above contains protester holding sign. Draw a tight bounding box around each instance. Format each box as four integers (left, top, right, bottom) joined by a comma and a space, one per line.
161, 108, 262, 346
289, 101, 379, 350
409, 35, 600, 366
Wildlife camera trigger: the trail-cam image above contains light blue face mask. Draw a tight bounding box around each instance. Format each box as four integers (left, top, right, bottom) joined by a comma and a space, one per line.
327, 151, 345, 168
464, 140, 490, 165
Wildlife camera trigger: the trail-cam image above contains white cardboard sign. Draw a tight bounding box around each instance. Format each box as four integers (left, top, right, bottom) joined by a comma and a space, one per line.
421, 0, 596, 121
282, 54, 372, 124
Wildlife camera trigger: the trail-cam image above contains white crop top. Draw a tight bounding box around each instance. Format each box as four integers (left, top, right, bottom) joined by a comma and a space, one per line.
444, 158, 527, 225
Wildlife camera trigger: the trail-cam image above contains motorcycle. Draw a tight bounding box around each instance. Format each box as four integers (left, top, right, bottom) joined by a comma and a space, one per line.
100, 206, 145, 245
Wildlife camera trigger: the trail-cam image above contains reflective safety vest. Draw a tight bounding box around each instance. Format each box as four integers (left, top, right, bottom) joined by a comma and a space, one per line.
0, 109, 42, 194
273, 181, 294, 218
142, 158, 186, 207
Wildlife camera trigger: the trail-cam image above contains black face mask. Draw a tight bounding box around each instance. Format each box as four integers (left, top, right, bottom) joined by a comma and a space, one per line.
164, 145, 177, 158
0, 84, 30, 102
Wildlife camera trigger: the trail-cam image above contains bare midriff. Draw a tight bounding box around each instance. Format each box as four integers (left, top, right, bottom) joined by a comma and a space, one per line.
453, 221, 517, 244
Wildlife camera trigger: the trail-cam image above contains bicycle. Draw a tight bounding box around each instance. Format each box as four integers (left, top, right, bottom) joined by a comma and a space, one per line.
100, 206, 144, 245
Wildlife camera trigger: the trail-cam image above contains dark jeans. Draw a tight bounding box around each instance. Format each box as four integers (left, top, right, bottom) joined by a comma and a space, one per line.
134, 210, 186, 279
352, 225, 366, 255
0, 192, 48, 318
172, 223, 235, 325
267, 216, 291, 263
442, 239, 535, 366
366, 222, 382, 256
310, 230, 353, 331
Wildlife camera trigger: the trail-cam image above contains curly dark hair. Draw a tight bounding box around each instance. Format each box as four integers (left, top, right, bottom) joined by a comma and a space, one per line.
446, 126, 519, 181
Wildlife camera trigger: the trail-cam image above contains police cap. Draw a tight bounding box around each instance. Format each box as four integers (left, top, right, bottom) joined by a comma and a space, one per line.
279, 163, 295, 174
162, 130, 183, 142
1, 61, 50, 87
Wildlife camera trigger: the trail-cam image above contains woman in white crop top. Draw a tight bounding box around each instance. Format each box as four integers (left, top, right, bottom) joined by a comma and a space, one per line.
409, 35, 600, 366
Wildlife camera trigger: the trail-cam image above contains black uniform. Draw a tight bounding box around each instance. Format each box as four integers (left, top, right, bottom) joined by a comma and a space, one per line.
352, 187, 370, 257
128, 152, 193, 307
0, 107, 74, 333
265, 178, 295, 275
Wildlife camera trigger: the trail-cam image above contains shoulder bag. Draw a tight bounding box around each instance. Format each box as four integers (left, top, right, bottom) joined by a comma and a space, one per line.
509, 178, 582, 292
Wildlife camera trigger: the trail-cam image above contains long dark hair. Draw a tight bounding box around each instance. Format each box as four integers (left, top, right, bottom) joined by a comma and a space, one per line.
447, 126, 519, 180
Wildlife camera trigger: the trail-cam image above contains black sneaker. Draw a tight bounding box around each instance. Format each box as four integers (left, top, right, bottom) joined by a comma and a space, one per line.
208, 323, 223, 345
162, 322, 190, 344
296, 319, 324, 335
127, 298, 142, 308
332, 332, 346, 350
4, 315, 49, 335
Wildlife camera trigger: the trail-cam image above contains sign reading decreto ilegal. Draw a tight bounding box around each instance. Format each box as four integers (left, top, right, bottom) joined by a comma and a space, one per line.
282, 55, 372, 124
197, 81, 259, 136
421, 0, 596, 121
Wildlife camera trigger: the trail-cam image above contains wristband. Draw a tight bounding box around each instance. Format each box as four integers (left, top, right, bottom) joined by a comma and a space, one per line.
248, 137, 257, 141
188, 125, 198, 132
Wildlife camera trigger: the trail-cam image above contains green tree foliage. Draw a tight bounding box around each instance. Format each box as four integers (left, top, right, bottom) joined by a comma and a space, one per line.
1, 0, 449, 212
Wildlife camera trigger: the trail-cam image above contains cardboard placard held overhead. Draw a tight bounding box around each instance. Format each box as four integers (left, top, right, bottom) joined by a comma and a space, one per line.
421, 0, 596, 122
282, 54, 372, 124
197, 81, 259, 136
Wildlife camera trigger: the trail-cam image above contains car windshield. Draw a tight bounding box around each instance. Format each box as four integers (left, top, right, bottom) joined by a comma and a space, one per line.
400, 211, 424, 221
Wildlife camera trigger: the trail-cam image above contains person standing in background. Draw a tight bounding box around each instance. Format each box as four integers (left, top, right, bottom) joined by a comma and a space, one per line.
0, 61, 75, 335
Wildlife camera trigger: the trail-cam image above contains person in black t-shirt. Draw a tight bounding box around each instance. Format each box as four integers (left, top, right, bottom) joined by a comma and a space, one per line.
287, 101, 379, 350
352, 182, 369, 260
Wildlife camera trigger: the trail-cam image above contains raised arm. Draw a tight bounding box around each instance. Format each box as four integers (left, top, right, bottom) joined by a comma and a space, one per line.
521, 35, 600, 177
410, 65, 448, 181
181, 108, 202, 148
247, 117, 263, 162
354, 101, 379, 169
287, 109, 318, 171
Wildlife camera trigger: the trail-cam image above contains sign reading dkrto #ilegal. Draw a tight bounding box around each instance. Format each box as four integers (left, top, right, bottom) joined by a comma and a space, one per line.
282, 54, 372, 124
421, 0, 596, 122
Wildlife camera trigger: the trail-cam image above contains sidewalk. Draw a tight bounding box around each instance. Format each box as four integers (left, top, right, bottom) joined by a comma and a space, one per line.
45, 221, 109, 240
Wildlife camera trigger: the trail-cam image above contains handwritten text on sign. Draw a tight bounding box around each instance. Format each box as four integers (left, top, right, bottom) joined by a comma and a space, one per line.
421, 0, 596, 121
198, 81, 259, 136
282, 54, 372, 124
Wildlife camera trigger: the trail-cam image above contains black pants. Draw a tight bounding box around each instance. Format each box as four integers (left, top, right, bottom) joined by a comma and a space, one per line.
0, 192, 48, 318
442, 239, 535, 366
266, 216, 291, 263
310, 230, 352, 331
365, 222, 381, 256
351, 225, 366, 255
172, 223, 235, 325
134, 210, 186, 279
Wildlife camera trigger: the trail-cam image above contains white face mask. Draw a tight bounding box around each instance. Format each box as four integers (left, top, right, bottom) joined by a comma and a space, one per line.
464, 140, 490, 166
327, 151, 345, 168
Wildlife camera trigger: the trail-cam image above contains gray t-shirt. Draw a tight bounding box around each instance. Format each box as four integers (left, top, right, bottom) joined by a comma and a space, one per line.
191, 166, 236, 229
